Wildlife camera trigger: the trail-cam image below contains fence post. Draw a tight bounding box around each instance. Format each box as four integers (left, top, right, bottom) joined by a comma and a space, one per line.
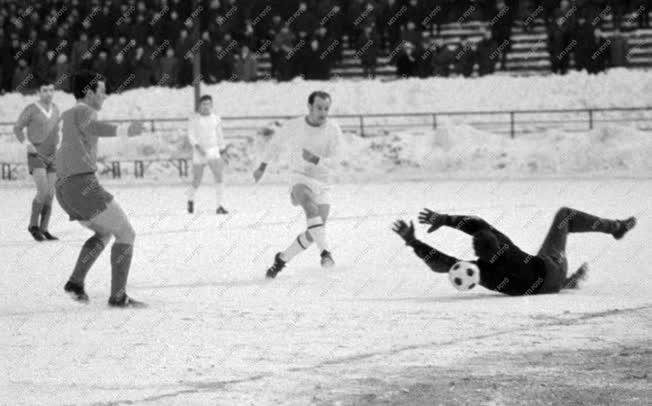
358, 115, 364, 137
179, 159, 188, 177
510, 111, 515, 139
1, 163, 10, 180
432, 114, 437, 129
111, 161, 121, 179
134, 160, 144, 178
588, 109, 593, 130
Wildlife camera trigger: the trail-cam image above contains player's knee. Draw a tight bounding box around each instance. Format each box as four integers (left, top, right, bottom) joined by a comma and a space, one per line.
116, 223, 136, 244
35, 189, 48, 203
94, 232, 112, 246
555, 207, 573, 222
304, 230, 314, 242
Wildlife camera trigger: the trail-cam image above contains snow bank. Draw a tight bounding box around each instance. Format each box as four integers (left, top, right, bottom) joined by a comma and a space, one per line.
7, 122, 649, 182
1, 69, 651, 181
0, 69, 651, 121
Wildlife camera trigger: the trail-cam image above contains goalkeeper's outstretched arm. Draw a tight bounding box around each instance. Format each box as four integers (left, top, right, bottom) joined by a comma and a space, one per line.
392, 220, 460, 274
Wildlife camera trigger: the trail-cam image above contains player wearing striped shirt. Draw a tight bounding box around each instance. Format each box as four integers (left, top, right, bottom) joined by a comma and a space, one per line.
253, 91, 342, 278
186, 95, 229, 214
13, 84, 61, 241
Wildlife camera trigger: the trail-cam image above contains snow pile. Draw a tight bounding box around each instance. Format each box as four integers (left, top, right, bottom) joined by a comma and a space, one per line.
345, 122, 652, 178
1, 69, 651, 181
1, 122, 650, 181
0, 69, 651, 121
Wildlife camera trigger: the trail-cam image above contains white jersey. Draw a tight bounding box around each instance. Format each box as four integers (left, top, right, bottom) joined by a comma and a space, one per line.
263, 116, 342, 183
187, 112, 224, 151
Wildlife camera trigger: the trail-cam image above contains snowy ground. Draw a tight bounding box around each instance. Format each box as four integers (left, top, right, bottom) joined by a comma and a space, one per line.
1, 178, 650, 405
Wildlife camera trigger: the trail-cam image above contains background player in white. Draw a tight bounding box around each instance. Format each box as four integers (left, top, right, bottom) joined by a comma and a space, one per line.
186, 94, 229, 214
13, 83, 61, 241
253, 91, 342, 278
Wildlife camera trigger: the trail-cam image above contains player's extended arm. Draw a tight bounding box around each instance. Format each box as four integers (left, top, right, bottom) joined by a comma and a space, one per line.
254, 124, 285, 182
418, 209, 513, 245
393, 220, 460, 274
78, 108, 118, 137
13, 106, 31, 143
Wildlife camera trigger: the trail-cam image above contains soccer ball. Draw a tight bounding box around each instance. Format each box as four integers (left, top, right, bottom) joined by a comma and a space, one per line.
448, 261, 480, 291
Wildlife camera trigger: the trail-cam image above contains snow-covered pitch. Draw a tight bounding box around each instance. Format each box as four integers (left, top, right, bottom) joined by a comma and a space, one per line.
1, 70, 650, 404
1, 178, 649, 405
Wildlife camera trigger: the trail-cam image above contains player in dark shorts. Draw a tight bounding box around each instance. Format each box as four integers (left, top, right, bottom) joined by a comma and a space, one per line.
393, 207, 637, 295
13, 84, 61, 241
55, 70, 145, 308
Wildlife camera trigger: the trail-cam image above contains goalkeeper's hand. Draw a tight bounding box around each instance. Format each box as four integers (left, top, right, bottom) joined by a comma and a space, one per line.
392, 220, 416, 245
418, 208, 447, 233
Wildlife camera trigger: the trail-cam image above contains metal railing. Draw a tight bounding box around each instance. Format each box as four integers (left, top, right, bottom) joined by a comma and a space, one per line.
1, 106, 651, 180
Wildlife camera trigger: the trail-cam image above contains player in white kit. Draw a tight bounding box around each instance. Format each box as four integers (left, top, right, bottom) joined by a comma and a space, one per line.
186, 95, 229, 214
253, 91, 342, 278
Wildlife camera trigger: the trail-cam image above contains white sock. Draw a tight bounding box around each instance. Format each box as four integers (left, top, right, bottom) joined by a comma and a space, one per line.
307, 217, 328, 252
215, 182, 224, 207
280, 231, 313, 262
187, 186, 197, 200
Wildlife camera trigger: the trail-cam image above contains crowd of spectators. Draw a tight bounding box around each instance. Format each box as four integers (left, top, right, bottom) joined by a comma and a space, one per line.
0, 0, 650, 94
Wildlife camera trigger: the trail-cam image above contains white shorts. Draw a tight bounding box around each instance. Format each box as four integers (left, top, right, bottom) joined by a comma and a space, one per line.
289, 173, 331, 206
192, 147, 222, 165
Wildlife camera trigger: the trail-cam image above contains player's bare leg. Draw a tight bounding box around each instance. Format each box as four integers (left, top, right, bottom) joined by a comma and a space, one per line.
187, 163, 205, 213
65, 200, 145, 307
28, 168, 49, 241
39, 171, 58, 240
208, 158, 228, 214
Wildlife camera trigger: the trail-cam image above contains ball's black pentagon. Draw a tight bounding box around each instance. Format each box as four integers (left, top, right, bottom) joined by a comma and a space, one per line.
467, 268, 474, 277
453, 263, 460, 271
454, 277, 463, 286
468, 283, 476, 289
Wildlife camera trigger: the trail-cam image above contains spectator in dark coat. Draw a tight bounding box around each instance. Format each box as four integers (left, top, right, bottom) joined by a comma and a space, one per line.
70, 31, 90, 70
542, 0, 561, 25
609, 28, 629, 68
91, 50, 110, 78
573, 16, 595, 72
588, 28, 610, 74
12, 58, 35, 93
133, 47, 153, 88
401, 21, 422, 48
489, 0, 513, 69
636, 0, 651, 28
273, 26, 296, 81
415, 35, 434, 78
31, 40, 51, 86
395, 42, 419, 77
476, 30, 499, 76
106, 52, 133, 93
158, 48, 180, 87
205, 43, 234, 83
175, 29, 195, 87
302, 39, 331, 80
548, 15, 572, 74
294, 1, 319, 37
233, 45, 258, 82
347, 0, 373, 47
51, 53, 70, 92
431, 40, 456, 77
376, 0, 403, 49
356, 25, 381, 78
455, 38, 477, 77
